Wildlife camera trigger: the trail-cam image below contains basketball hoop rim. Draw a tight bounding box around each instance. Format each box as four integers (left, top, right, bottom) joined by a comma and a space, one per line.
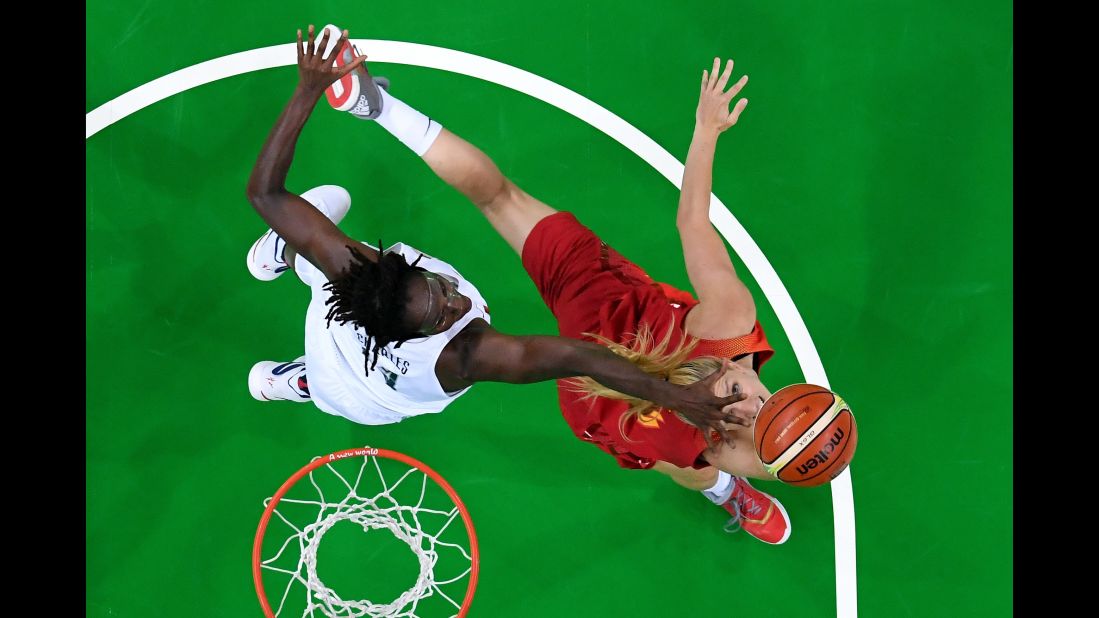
252, 447, 480, 617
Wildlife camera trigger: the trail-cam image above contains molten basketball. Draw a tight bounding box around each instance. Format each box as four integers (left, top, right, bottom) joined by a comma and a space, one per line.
753, 384, 857, 487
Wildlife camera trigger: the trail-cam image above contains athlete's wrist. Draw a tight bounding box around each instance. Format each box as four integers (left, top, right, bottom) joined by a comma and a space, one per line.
692, 125, 721, 143
644, 378, 682, 410
292, 83, 326, 104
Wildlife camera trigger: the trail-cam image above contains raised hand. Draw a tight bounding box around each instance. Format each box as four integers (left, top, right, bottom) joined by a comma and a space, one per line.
662, 360, 749, 447
696, 57, 749, 135
295, 25, 366, 96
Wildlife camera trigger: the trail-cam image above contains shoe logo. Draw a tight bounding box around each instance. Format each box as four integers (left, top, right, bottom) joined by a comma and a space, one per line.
350, 95, 375, 116
271, 361, 305, 375
272, 235, 287, 264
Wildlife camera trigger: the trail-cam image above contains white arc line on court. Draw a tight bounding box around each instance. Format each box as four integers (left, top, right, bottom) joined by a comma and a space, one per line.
86, 40, 857, 617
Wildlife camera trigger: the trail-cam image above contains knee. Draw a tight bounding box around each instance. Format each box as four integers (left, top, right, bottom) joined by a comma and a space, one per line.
302, 185, 352, 223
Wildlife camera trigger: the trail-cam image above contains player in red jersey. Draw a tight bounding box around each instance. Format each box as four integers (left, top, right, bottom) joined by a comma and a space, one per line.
333, 45, 792, 543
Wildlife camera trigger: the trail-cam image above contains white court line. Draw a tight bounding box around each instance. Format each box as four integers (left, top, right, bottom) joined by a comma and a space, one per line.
86, 40, 857, 617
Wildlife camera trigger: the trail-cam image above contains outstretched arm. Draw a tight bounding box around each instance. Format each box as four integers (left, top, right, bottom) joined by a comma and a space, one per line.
245, 25, 376, 280
448, 324, 749, 444
677, 58, 756, 338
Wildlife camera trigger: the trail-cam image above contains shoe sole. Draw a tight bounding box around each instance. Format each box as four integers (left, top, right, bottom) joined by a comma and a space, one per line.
325, 42, 363, 112
321, 32, 385, 118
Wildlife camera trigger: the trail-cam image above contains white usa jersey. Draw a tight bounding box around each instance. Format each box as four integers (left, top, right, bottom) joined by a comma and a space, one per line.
296, 241, 490, 425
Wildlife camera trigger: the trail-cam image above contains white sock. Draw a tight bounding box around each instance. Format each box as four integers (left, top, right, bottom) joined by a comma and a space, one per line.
375, 89, 443, 156
701, 470, 734, 504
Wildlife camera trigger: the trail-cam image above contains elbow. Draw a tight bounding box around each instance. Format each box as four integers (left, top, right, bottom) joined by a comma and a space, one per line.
245, 166, 288, 206
245, 183, 279, 211
245, 181, 264, 206
676, 214, 702, 232
245, 175, 268, 202
677, 206, 712, 231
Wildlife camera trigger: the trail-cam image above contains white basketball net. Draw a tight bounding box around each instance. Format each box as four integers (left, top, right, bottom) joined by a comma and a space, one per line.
259, 453, 473, 617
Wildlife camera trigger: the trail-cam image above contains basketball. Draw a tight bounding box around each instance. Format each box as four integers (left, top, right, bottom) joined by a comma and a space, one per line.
753, 384, 858, 487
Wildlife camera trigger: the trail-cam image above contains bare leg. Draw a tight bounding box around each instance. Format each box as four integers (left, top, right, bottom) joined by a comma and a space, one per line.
652, 461, 719, 490
653, 429, 776, 493
421, 128, 556, 255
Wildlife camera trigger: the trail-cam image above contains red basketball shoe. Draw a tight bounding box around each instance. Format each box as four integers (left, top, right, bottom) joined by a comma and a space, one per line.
720, 476, 792, 544
319, 24, 388, 119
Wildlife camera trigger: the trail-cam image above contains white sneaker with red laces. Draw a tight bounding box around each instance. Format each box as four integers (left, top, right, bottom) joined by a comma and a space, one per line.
720, 476, 792, 545
248, 356, 310, 403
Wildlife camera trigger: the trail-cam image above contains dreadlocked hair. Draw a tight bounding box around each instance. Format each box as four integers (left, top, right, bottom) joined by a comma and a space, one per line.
568, 324, 725, 442
322, 243, 426, 374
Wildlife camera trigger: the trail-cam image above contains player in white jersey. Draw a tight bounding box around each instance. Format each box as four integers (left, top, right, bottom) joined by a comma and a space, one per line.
242, 25, 745, 439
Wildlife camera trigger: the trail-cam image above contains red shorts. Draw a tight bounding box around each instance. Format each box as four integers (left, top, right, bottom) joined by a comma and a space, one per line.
521, 212, 709, 470
520, 212, 655, 337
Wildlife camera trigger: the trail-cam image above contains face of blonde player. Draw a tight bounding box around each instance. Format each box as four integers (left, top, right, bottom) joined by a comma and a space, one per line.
710, 361, 772, 424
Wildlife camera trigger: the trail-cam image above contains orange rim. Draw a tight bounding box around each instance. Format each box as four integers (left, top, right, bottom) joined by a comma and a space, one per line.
252, 447, 479, 617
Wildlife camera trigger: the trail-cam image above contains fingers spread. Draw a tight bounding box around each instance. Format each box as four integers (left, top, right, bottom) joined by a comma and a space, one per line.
720, 393, 748, 409
317, 26, 332, 51
339, 53, 368, 77
723, 74, 749, 101
716, 58, 734, 90
728, 98, 749, 125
